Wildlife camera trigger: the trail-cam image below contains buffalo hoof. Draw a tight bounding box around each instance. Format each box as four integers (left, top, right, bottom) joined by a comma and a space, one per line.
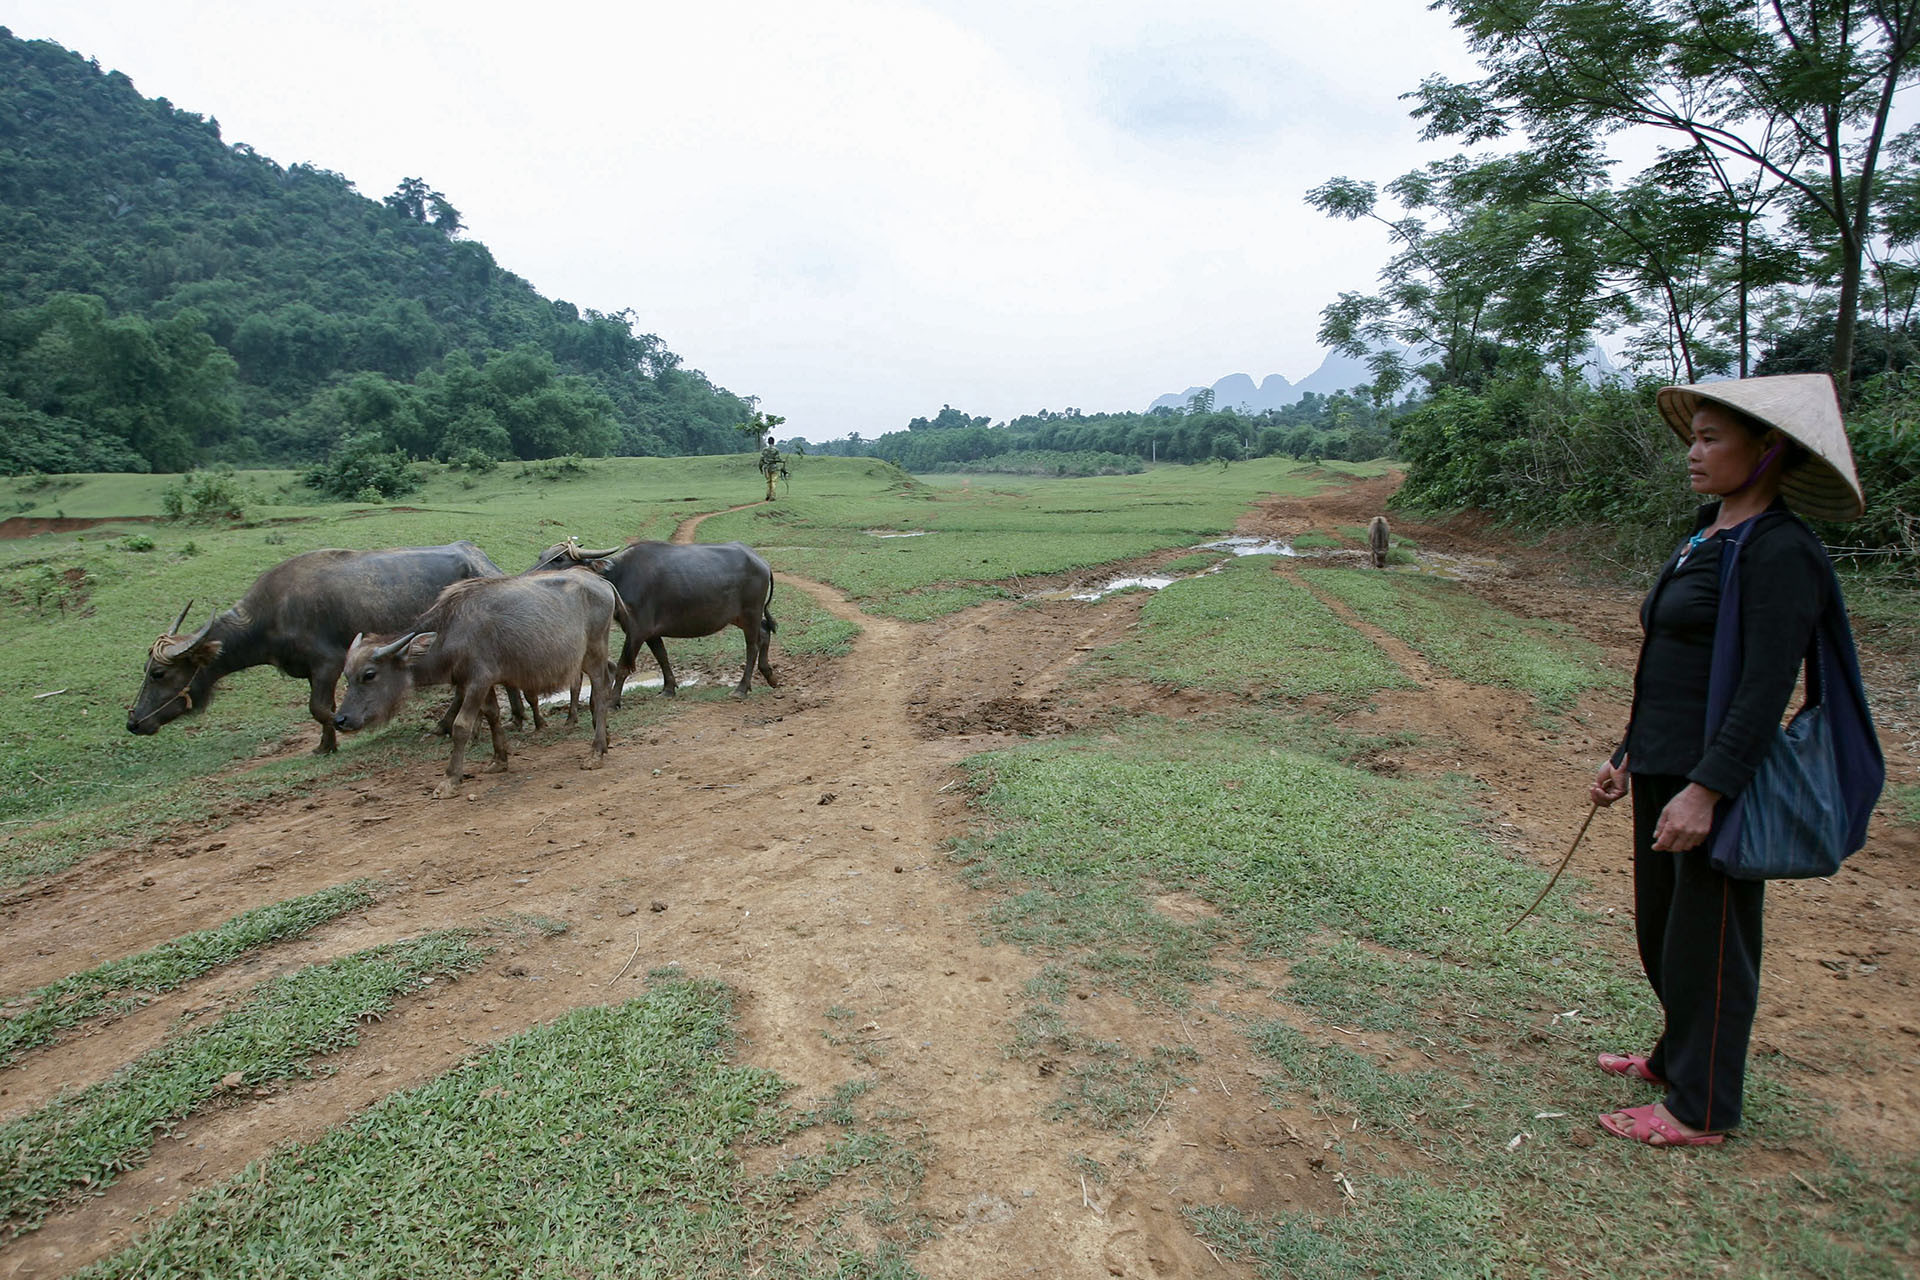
312, 742, 338, 756
432, 778, 462, 799
582, 753, 605, 771
483, 759, 509, 774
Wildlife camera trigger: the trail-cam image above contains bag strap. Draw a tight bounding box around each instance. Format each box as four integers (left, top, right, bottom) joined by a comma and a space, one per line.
1703, 512, 1822, 747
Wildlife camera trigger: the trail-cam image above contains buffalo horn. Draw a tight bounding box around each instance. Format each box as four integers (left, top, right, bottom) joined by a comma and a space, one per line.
169, 599, 196, 636
369, 631, 420, 662
573, 544, 622, 559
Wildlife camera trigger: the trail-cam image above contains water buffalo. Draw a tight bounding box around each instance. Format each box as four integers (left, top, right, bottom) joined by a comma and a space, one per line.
126, 542, 518, 754
333, 570, 620, 797
1368, 516, 1390, 569
528, 538, 777, 698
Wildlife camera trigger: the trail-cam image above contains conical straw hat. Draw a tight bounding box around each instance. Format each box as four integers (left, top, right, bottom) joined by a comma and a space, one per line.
1655, 374, 1865, 522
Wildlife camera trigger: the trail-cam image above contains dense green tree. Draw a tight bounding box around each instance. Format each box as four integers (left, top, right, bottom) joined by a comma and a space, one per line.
907, 405, 991, 431
1409, 0, 1920, 396
0, 293, 239, 471
0, 28, 756, 471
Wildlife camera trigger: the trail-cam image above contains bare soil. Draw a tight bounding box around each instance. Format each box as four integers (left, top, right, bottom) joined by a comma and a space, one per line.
3, 477, 1916, 1278
0, 517, 157, 540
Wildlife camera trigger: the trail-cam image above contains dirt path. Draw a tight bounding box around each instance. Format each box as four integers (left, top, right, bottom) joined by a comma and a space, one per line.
2, 481, 1916, 1276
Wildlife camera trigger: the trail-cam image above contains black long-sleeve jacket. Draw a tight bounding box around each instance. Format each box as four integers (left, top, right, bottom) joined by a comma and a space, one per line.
1613, 499, 1830, 798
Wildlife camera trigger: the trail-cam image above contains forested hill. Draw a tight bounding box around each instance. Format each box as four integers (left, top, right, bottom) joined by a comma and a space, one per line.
0, 28, 754, 474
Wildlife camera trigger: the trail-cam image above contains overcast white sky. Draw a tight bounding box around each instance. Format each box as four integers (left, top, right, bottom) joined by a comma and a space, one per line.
7, 1, 1490, 440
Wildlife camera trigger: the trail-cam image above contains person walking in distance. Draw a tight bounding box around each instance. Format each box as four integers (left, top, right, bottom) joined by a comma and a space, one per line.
758, 436, 785, 502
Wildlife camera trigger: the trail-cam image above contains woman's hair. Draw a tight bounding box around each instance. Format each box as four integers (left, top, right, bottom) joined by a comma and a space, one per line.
1717, 402, 1810, 471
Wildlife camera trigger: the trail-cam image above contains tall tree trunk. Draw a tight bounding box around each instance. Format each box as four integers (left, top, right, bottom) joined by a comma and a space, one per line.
1737, 218, 1751, 378
1833, 232, 1863, 401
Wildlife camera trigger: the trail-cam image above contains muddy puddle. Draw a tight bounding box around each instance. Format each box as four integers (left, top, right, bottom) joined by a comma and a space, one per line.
533, 671, 699, 708
1201, 535, 1299, 557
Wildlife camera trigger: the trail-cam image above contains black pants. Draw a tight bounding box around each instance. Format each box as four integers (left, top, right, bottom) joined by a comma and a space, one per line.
1632, 773, 1766, 1131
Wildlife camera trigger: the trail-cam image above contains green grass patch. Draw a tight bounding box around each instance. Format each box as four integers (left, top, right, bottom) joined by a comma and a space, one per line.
865, 584, 1009, 622
1302, 567, 1620, 712
1885, 782, 1920, 827
1188, 1146, 1919, 1279
696, 457, 1343, 619
1008, 1002, 1200, 1131
1089, 557, 1415, 704
1, 930, 486, 1239
1157, 551, 1231, 573
1290, 531, 1348, 550
0, 880, 378, 1066
952, 715, 1605, 962
81, 970, 927, 1279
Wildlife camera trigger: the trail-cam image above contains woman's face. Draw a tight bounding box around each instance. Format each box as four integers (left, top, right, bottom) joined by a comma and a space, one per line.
1687, 405, 1775, 496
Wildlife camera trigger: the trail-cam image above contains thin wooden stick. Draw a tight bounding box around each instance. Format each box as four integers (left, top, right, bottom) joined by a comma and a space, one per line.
1505, 803, 1599, 934
611, 929, 641, 983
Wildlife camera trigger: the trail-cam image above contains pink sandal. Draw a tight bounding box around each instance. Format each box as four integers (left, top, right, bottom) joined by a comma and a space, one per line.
1597, 1052, 1666, 1086
1598, 1103, 1724, 1147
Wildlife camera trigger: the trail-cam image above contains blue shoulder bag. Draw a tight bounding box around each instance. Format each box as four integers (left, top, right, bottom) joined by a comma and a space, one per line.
1702, 515, 1883, 879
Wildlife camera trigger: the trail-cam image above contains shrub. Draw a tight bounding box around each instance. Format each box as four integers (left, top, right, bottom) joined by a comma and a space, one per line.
303, 433, 420, 502
516, 454, 593, 481
9, 563, 91, 615
160, 467, 251, 523
118, 533, 156, 552
1825, 372, 1920, 556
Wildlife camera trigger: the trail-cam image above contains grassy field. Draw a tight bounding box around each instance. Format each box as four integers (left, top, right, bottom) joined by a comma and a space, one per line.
0, 455, 872, 871
2, 454, 1912, 1278
0, 455, 1361, 863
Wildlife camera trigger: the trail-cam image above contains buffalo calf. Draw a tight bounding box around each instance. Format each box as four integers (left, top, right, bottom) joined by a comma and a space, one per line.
335, 571, 619, 797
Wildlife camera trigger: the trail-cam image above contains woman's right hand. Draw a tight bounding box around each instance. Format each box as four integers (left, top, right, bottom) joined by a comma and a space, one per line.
1590, 758, 1629, 807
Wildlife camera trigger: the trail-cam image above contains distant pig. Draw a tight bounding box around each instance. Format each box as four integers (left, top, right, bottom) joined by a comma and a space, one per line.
1368, 516, 1390, 569
335, 570, 620, 797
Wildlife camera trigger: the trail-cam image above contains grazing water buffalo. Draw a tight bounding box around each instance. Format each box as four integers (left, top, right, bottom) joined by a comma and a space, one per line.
528, 538, 777, 698
333, 570, 619, 797
1368, 516, 1390, 569
126, 542, 514, 754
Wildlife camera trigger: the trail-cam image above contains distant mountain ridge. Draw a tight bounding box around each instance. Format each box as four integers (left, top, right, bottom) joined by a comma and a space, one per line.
1148, 347, 1383, 413
1151, 343, 1622, 413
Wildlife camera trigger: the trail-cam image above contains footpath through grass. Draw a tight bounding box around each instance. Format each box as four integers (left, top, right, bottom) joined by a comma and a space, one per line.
954, 581, 1914, 1278
1303, 566, 1621, 713
79, 971, 925, 1280
1089, 555, 1416, 707
0, 455, 1346, 884
959, 713, 1915, 1276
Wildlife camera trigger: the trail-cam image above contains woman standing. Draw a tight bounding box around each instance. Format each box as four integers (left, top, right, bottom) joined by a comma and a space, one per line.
1588, 374, 1870, 1148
